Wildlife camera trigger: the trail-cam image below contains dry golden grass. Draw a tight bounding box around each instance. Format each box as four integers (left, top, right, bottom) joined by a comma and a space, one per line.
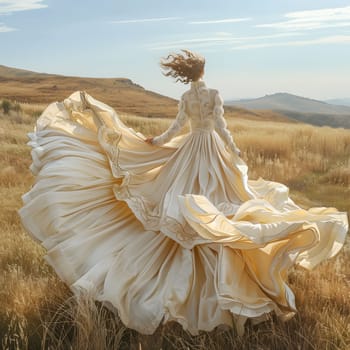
0, 103, 349, 349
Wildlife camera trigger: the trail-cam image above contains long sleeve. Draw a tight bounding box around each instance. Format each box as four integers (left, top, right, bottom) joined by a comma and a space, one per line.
213, 91, 240, 155
152, 95, 188, 146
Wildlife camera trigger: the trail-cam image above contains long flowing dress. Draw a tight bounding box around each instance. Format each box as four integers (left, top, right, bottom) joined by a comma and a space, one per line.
19, 80, 348, 335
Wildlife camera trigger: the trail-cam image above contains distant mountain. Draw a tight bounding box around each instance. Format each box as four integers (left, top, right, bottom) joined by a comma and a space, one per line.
0, 65, 296, 124
227, 93, 350, 129
325, 98, 350, 107
227, 93, 350, 115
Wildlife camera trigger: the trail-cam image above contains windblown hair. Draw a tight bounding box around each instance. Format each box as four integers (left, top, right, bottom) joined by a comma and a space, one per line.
160, 50, 205, 84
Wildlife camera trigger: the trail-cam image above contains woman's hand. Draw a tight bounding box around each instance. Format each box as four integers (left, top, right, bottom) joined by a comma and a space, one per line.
145, 137, 154, 145
80, 91, 90, 110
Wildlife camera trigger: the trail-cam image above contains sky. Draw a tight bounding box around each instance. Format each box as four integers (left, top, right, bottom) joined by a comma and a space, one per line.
0, 0, 350, 101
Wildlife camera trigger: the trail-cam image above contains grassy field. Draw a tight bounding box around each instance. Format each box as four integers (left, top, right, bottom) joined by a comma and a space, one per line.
0, 101, 349, 349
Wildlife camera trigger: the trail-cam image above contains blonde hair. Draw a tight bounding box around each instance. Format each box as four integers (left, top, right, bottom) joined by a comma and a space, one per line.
160, 50, 205, 84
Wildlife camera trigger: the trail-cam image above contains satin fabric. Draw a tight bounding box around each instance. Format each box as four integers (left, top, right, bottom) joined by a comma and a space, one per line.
19, 88, 348, 335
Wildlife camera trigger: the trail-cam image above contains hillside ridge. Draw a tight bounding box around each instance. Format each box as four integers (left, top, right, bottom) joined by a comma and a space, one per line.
0, 65, 302, 124
227, 92, 350, 115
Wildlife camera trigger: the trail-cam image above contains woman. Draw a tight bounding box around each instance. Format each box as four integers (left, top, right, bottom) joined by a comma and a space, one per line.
19, 50, 348, 336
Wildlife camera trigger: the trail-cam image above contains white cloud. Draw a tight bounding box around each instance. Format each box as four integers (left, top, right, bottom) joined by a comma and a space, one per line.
286, 6, 350, 21
111, 17, 182, 24
257, 6, 350, 31
147, 37, 236, 51
147, 32, 304, 51
0, 0, 47, 14
215, 32, 232, 36
239, 32, 305, 41
0, 0, 47, 33
189, 17, 252, 24
0, 22, 15, 31
230, 35, 350, 50
148, 32, 350, 52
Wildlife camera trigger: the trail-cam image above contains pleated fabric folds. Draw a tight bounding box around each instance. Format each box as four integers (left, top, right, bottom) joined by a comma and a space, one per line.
19, 91, 348, 335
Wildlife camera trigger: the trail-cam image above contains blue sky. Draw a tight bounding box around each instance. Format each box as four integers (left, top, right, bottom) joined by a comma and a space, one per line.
1, 0, 350, 100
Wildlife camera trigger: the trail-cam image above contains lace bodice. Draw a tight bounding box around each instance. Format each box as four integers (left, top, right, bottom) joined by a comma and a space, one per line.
152, 80, 240, 154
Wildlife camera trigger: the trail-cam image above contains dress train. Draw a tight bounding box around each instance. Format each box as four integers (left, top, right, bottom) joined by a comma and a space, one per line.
19, 90, 348, 335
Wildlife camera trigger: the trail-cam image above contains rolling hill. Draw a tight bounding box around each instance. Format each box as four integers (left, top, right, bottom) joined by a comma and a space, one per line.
227, 93, 350, 128
325, 98, 350, 107
0, 65, 179, 118
0, 65, 298, 123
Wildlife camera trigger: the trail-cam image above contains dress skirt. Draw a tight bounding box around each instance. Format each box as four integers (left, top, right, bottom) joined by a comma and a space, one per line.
19, 91, 348, 335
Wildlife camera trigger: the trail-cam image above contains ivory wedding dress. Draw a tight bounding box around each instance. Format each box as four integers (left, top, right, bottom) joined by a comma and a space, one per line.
19, 80, 348, 335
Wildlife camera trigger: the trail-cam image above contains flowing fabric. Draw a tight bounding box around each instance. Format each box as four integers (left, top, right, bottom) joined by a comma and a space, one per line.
19, 81, 348, 335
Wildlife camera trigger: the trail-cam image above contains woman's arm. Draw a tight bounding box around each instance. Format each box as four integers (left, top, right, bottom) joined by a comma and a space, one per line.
213, 91, 240, 155
150, 95, 188, 145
